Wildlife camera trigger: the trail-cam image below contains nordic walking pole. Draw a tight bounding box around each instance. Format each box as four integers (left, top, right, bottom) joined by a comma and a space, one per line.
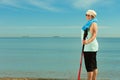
78, 29, 88, 80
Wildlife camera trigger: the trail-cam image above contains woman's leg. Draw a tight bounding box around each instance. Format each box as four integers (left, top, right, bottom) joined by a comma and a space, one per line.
92, 69, 98, 80
87, 69, 98, 80
84, 52, 98, 80
92, 52, 98, 80
87, 72, 93, 80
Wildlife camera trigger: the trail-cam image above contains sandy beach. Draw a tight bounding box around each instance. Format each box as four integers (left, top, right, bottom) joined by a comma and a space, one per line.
0, 78, 65, 80
0, 78, 66, 80
0, 78, 110, 80
0, 78, 74, 80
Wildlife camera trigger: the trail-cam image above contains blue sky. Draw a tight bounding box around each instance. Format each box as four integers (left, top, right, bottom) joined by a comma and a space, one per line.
0, 0, 119, 37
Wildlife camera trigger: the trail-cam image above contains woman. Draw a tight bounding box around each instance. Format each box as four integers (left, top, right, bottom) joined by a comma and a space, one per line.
81, 10, 99, 80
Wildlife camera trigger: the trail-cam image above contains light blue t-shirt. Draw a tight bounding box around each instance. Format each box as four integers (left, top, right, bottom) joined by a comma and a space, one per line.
81, 29, 99, 52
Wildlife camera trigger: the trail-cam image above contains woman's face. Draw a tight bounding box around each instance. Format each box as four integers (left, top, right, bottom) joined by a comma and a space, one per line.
86, 14, 92, 20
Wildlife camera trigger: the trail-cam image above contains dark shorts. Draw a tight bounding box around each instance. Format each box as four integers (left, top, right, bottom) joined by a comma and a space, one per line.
84, 52, 97, 72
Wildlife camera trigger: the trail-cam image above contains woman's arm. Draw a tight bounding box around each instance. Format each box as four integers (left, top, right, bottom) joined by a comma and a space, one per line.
83, 22, 98, 44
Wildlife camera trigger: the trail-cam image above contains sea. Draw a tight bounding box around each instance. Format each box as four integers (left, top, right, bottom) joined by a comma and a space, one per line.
0, 37, 119, 80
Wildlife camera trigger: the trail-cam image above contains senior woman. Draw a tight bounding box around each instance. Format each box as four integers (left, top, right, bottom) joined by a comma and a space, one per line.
81, 10, 99, 80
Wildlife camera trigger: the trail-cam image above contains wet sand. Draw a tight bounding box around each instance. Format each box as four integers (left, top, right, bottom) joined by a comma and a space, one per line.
0, 78, 86, 80
0, 78, 71, 80
0, 78, 63, 80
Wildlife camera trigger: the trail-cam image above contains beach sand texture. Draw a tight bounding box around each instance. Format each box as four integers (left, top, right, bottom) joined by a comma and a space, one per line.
0, 78, 110, 80
0, 78, 69, 80
0, 78, 86, 80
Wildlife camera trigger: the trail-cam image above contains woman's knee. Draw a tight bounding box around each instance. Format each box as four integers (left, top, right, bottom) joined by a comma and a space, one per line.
87, 72, 93, 80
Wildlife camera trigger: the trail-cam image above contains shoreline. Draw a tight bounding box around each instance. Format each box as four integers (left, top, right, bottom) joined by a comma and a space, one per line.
0, 78, 110, 80
0, 77, 88, 80
0, 78, 84, 80
0, 78, 66, 80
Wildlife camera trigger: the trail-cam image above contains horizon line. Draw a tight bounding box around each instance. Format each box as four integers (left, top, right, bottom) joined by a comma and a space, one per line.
0, 36, 119, 38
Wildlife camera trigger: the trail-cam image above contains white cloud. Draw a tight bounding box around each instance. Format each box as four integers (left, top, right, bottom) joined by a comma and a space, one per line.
28, 0, 62, 12
0, 0, 33, 10
0, 0, 19, 7
69, 0, 114, 9
0, 0, 114, 11
0, 0, 62, 12
72, 0, 98, 9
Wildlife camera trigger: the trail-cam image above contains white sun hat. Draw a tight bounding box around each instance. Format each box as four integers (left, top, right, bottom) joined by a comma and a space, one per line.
86, 10, 97, 17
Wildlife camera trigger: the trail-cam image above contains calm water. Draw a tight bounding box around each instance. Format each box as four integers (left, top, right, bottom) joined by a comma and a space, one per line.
0, 37, 120, 80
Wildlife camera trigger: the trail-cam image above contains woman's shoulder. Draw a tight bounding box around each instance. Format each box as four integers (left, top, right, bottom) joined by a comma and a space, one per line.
90, 22, 97, 28
91, 22, 97, 26
90, 22, 98, 32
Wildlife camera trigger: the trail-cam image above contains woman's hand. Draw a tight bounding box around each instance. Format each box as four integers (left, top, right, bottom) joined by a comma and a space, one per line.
83, 40, 89, 45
